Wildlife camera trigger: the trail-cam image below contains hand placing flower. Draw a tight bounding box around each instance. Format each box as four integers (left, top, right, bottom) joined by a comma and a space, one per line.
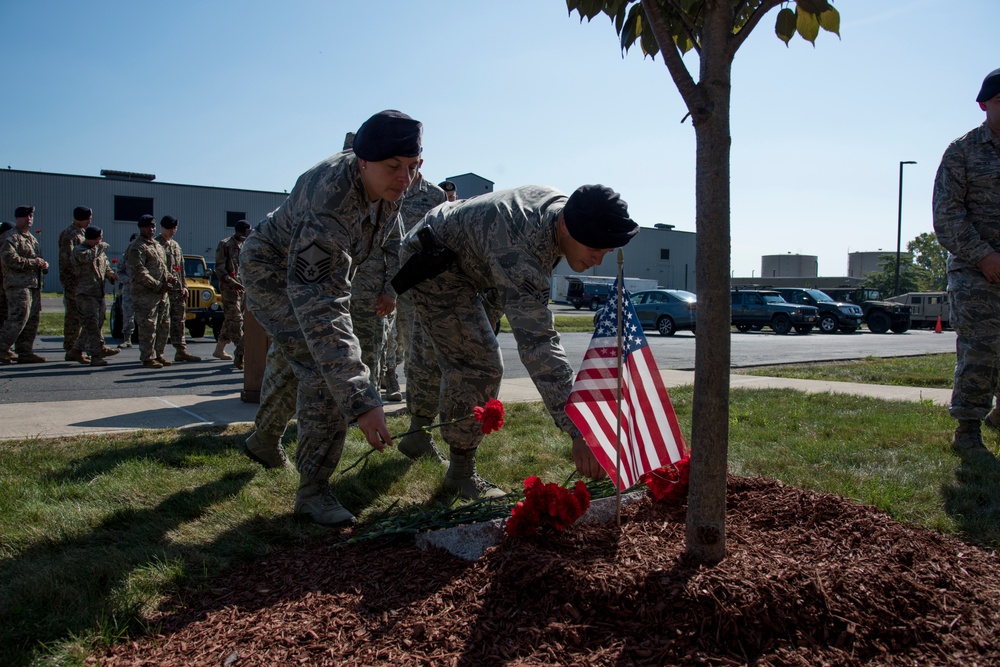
341, 399, 506, 474
505, 476, 591, 538
639, 456, 690, 504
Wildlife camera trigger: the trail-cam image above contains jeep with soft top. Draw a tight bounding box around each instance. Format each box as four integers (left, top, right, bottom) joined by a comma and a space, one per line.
731, 288, 819, 335
822, 286, 911, 334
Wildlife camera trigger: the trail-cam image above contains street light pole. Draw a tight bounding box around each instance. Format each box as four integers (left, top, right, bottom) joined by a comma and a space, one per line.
894, 160, 917, 297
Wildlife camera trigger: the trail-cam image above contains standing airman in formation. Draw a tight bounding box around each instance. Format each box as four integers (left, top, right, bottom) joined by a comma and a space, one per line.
214, 219, 252, 368
126, 215, 176, 368
59, 206, 92, 362
70, 226, 118, 366
0, 206, 49, 365
156, 216, 201, 363
0, 221, 13, 337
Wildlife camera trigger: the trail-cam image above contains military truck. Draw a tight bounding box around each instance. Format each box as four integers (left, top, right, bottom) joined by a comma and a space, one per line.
109, 254, 224, 340
822, 286, 911, 334
887, 291, 949, 329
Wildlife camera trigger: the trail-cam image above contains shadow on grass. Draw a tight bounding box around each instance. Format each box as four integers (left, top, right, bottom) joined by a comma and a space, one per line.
941, 450, 1000, 549
0, 470, 256, 667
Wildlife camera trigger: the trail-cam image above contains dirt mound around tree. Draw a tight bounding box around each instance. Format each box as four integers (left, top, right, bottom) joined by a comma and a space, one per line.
101, 476, 1000, 666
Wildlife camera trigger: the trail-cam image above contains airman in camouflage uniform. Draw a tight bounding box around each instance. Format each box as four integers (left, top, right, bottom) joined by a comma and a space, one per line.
0, 206, 49, 365
156, 216, 200, 363
240, 110, 421, 527
214, 220, 252, 368
933, 67, 1000, 459
398, 185, 639, 498
70, 226, 118, 366
0, 221, 12, 338
126, 215, 176, 368
116, 233, 138, 348
387, 175, 447, 401
59, 207, 92, 362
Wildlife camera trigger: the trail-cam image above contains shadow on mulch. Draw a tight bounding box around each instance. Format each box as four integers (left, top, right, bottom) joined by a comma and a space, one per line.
100, 476, 1000, 667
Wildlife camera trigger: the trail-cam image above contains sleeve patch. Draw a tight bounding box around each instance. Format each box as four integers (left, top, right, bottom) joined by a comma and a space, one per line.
294, 242, 333, 284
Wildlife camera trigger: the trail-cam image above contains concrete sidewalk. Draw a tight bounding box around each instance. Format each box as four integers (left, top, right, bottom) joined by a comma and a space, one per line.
0, 370, 952, 442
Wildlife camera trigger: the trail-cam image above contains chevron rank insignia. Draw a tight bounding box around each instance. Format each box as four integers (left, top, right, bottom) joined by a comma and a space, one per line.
294, 242, 332, 284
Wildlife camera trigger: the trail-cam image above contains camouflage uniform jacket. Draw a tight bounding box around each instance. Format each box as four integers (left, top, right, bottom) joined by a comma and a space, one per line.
933, 121, 1000, 278
126, 236, 170, 295
400, 177, 447, 233
215, 235, 243, 289
58, 223, 87, 286
251, 150, 404, 416
0, 228, 45, 289
71, 242, 115, 298
155, 235, 186, 292
402, 185, 577, 432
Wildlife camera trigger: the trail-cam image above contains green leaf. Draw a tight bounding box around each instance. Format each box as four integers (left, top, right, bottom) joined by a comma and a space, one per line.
796, 7, 820, 45
819, 6, 841, 37
795, 0, 832, 14
775, 7, 796, 46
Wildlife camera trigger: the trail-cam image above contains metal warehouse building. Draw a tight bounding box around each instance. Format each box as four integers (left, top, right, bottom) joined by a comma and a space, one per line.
0, 168, 288, 294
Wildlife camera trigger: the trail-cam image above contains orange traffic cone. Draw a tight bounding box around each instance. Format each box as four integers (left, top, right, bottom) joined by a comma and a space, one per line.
935, 316, 943, 333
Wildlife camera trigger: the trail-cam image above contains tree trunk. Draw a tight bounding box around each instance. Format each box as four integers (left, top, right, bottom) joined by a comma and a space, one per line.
685, 0, 733, 564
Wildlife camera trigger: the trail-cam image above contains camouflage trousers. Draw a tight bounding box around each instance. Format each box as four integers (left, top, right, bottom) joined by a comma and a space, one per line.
408, 283, 501, 453
0, 287, 6, 332
381, 310, 399, 390
242, 242, 348, 482
220, 286, 245, 361
350, 297, 387, 388
0, 286, 42, 355
132, 289, 169, 362
166, 288, 188, 351
120, 285, 135, 339
948, 269, 1000, 421
62, 278, 81, 351
72, 294, 107, 357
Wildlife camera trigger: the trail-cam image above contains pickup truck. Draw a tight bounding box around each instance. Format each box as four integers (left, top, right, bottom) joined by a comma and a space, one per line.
731, 289, 819, 335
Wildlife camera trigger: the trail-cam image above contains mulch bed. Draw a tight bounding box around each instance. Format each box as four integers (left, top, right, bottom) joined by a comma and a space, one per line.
100, 476, 1000, 666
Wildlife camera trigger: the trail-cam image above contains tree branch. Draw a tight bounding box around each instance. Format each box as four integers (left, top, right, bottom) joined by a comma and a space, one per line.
641, 0, 703, 115
730, 0, 784, 53
662, 0, 701, 54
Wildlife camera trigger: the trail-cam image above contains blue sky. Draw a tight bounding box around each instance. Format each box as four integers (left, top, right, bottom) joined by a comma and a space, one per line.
1, 0, 996, 278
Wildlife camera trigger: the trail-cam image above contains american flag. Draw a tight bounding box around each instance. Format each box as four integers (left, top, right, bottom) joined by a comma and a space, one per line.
565, 279, 687, 489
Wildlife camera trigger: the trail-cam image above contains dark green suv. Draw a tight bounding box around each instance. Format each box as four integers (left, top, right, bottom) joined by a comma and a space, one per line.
731, 289, 819, 335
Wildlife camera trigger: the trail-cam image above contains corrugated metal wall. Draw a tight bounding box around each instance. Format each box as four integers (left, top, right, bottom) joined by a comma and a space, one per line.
0, 169, 288, 293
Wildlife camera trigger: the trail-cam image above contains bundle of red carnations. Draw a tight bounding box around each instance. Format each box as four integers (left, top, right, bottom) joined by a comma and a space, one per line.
504, 476, 591, 537
639, 455, 691, 504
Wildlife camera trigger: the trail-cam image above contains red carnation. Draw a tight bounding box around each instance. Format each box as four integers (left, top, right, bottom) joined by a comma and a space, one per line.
639, 456, 691, 504
111, 258, 118, 264
505, 476, 590, 538
173, 265, 181, 272
34, 229, 41, 234
474, 398, 505, 434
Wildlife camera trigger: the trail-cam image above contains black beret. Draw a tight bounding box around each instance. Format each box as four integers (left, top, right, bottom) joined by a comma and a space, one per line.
235, 219, 252, 233
439, 180, 456, 192
563, 185, 639, 249
15, 205, 34, 218
0, 221, 13, 235
353, 110, 422, 162
73, 206, 92, 221
160, 215, 178, 229
977, 67, 1000, 103
84, 226, 102, 240
137, 215, 156, 228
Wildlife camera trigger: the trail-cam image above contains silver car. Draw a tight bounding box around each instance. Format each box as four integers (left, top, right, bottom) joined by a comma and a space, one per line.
594, 289, 697, 336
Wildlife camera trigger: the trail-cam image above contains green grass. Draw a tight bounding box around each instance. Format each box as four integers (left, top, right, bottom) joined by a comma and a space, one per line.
37, 300, 114, 337
739, 353, 957, 389
2, 382, 1000, 666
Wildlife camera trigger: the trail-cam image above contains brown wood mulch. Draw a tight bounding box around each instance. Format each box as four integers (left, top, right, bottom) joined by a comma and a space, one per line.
99, 476, 1000, 667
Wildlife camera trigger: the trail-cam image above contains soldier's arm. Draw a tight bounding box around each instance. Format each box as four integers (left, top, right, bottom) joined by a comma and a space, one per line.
1, 237, 42, 273
286, 212, 381, 420
127, 246, 162, 291
932, 141, 994, 266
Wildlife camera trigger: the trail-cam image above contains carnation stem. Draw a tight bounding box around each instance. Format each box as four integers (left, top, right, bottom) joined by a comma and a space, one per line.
340, 415, 473, 475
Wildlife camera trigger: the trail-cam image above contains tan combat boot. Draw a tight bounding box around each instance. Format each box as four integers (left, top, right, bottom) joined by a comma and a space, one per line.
952, 420, 995, 459
294, 479, 357, 527
142, 358, 163, 368
155, 355, 173, 366
65, 349, 89, 364
101, 346, 121, 357
16, 353, 47, 364
90, 355, 109, 367
213, 339, 233, 360
174, 350, 202, 362
243, 431, 291, 469
444, 448, 506, 500
397, 415, 447, 464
